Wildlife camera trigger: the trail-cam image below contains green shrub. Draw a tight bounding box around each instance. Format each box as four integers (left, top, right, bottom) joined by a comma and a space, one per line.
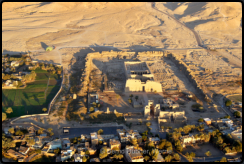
198, 118, 204, 122
234, 111, 241, 118
225, 100, 232, 107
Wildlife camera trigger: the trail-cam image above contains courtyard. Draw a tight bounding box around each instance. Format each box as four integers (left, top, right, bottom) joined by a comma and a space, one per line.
182, 142, 224, 157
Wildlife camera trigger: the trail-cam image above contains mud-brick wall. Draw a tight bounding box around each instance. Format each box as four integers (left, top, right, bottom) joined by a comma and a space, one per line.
165, 52, 206, 99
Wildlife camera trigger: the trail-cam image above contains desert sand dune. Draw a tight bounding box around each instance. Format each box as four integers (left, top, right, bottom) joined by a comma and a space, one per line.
2, 2, 242, 54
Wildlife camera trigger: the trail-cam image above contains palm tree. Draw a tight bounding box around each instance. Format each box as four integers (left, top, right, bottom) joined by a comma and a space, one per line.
146, 122, 151, 127
113, 154, 119, 160
190, 152, 195, 157
6, 107, 13, 114
220, 143, 227, 150
116, 94, 120, 105
89, 107, 94, 112
173, 153, 180, 161
223, 147, 231, 153
42, 107, 48, 112
135, 96, 139, 101
165, 155, 172, 162
149, 149, 159, 160
220, 157, 227, 162
97, 129, 103, 135
144, 156, 150, 162
205, 151, 211, 157
47, 128, 53, 133
8, 127, 15, 134
82, 156, 87, 162
178, 127, 183, 133
92, 102, 96, 107
2, 112, 7, 121
38, 128, 44, 134
117, 154, 123, 160
173, 128, 178, 132
128, 98, 132, 104
187, 156, 194, 162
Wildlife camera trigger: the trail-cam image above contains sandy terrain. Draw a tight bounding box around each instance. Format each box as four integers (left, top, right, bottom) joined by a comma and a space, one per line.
2, 3, 242, 127
3, 2, 241, 53
182, 143, 223, 157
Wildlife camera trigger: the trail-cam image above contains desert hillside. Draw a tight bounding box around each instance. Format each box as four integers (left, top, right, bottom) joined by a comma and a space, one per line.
2, 2, 242, 53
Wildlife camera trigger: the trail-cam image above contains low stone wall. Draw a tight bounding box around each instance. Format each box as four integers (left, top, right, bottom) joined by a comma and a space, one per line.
165, 52, 207, 100
225, 152, 237, 156
124, 117, 150, 122
47, 70, 64, 115
2, 86, 18, 89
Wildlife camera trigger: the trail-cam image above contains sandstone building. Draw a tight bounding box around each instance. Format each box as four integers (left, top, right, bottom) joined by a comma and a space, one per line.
124, 61, 162, 92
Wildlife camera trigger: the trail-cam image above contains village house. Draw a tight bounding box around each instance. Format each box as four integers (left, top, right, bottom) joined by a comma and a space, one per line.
204, 118, 211, 125
102, 158, 112, 162
125, 145, 144, 162
32, 137, 45, 149
221, 118, 234, 130
7, 149, 25, 160
217, 122, 229, 130
149, 137, 160, 145
18, 146, 30, 155
109, 139, 121, 150
80, 134, 86, 142
47, 139, 62, 150
161, 98, 179, 109
180, 134, 201, 147
4, 127, 12, 135
27, 126, 36, 136
4, 79, 16, 87
87, 146, 97, 155
152, 152, 165, 162
10, 61, 20, 67
61, 148, 75, 162
117, 129, 142, 143
91, 132, 98, 146
5, 67, 10, 73
74, 153, 83, 162
62, 138, 71, 149
41, 145, 50, 153
85, 142, 89, 149
2, 56, 8, 62
97, 134, 115, 143
231, 129, 242, 141
90, 158, 101, 162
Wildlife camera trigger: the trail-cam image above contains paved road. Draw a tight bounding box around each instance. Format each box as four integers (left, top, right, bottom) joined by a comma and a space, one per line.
151, 2, 203, 47
25, 153, 38, 162
57, 126, 123, 138
193, 153, 242, 162
173, 148, 189, 162
220, 94, 242, 118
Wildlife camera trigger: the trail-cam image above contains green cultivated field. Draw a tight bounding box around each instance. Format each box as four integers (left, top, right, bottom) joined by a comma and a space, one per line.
2, 68, 61, 118
227, 94, 242, 103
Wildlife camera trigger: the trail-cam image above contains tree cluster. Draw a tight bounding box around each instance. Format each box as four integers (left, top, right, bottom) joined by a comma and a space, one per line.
209, 129, 242, 153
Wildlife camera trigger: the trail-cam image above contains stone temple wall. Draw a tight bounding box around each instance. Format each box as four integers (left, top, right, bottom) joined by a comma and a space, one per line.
165, 52, 208, 100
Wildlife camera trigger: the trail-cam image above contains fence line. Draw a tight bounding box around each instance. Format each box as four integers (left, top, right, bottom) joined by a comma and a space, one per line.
47, 70, 64, 115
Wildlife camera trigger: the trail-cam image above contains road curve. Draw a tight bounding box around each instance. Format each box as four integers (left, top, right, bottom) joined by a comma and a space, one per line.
151, 2, 203, 47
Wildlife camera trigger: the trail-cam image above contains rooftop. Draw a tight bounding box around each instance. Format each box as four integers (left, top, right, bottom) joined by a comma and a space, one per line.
109, 139, 121, 145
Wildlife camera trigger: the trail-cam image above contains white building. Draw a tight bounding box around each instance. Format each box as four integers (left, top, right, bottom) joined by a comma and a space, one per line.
11, 61, 20, 67
124, 62, 162, 92
125, 146, 144, 162
221, 119, 234, 130
61, 149, 74, 162
231, 129, 242, 141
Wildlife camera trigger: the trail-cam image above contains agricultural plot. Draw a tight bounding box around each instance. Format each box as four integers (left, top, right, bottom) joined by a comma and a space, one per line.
227, 94, 242, 103
2, 68, 61, 118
